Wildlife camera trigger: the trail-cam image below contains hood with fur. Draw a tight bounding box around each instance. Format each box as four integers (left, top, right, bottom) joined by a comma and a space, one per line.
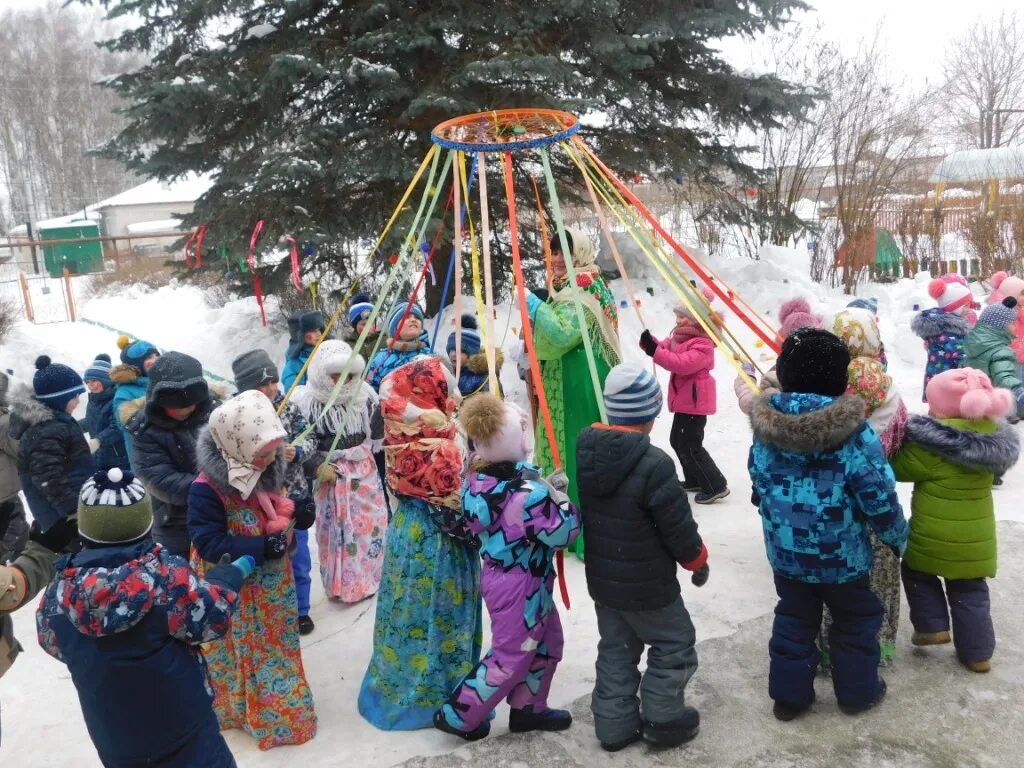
912, 308, 969, 340
463, 349, 504, 376
904, 415, 1020, 475
7, 383, 60, 438
195, 427, 286, 497
750, 392, 866, 454
110, 365, 142, 385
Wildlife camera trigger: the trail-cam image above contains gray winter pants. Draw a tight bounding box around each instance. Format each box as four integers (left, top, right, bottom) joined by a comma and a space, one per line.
901, 561, 995, 663
591, 596, 698, 745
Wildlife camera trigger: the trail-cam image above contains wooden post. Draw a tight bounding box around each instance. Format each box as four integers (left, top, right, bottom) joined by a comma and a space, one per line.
62, 267, 77, 322
19, 272, 34, 322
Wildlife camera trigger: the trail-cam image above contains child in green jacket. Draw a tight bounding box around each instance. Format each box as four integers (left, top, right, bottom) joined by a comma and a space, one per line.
965, 297, 1024, 418
890, 368, 1020, 673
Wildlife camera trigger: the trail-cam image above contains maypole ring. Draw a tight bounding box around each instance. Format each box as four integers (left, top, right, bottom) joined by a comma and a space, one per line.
431, 108, 580, 152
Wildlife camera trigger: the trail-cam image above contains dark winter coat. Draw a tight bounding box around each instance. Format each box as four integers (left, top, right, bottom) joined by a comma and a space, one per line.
8, 388, 94, 533
912, 309, 968, 400
85, 386, 131, 471
749, 392, 909, 584
576, 425, 706, 611
890, 415, 1019, 580
36, 540, 241, 767
188, 428, 289, 566
0, 375, 21, 503
126, 396, 219, 556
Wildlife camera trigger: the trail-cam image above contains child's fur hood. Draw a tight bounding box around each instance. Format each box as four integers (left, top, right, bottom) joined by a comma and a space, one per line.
7, 383, 59, 433
195, 427, 287, 497
912, 310, 969, 340
465, 349, 504, 375
110, 364, 141, 385
750, 394, 866, 454
905, 414, 1020, 475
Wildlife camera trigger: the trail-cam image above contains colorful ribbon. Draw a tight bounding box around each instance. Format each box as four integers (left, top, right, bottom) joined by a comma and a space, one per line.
285, 235, 301, 291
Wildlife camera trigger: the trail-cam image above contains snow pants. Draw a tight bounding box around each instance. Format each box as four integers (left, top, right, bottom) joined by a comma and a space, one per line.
901, 561, 994, 663
770, 573, 883, 710
591, 595, 698, 745
669, 414, 727, 494
441, 566, 562, 732
291, 528, 312, 618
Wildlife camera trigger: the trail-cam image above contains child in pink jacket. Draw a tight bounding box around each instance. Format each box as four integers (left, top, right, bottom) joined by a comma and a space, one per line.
640, 293, 728, 504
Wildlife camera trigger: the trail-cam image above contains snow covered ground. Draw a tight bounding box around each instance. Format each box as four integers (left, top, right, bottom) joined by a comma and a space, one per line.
2, 245, 1022, 767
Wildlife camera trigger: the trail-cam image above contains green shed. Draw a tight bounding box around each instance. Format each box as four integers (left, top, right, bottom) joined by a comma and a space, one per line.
39, 219, 103, 278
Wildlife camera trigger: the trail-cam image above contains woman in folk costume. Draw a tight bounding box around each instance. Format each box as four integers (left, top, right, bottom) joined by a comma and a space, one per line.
187, 391, 317, 750
292, 340, 387, 603
358, 356, 483, 731
826, 307, 909, 667
526, 226, 621, 557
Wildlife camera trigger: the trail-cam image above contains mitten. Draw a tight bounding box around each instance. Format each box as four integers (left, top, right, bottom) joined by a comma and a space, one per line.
740, 362, 756, 377
545, 470, 569, 493
690, 564, 709, 588
0, 565, 26, 612
206, 553, 258, 591
289, 494, 316, 530
263, 531, 289, 560
639, 330, 657, 357
318, 463, 338, 486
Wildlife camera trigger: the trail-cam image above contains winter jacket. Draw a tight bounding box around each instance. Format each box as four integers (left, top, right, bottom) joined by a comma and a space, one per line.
463, 461, 579, 577
282, 344, 312, 391
111, 365, 149, 468
366, 333, 431, 392
1, 538, 56, 679
0, 377, 21, 503
8, 389, 94, 533
965, 323, 1024, 394
576, 424, 707, 611
126, 396, 219, 555
748, 392, 908, 584
455, 350, 505, 401
36, 540, 241, 767
912, 309, 968, 401
890, 415, 1019, 580
85, 386, 131, 471
652, 332, 717, 415
272, 391, 315, 492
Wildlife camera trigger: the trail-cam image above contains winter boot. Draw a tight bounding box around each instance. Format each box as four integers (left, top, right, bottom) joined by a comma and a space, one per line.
772, 700, 809, 722
694, 488, 730, 505
432, 710, 490, 741
642, 711, 700, 748
298, 615, 315, 636
912, 630, 951, 646
965, 659, 991, 673
839, 679, 887, 715
601, 729, 643, 753
509, 706, 573, 733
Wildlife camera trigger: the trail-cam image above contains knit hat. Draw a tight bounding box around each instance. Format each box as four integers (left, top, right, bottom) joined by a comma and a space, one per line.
978, 297, 1019, 329
78, 467, 153, 545
117, 336, 160, 372
387, 301, 426, 339
778, 297, 823, 339
83, 353, 113, 386
846, 297, 878, 315
603, 363, 664, 425
673, 286, 717, 323
776, 328, 851, 397
286, 310, 326, 358
447, 314, 482, 356
459, 393, 534, 464
146, 352, 209, 409
232, 349, 278, 392
33, 355, 85, 412
928, 278, 973, 314
348, 292, 374, 330
990, 271, 1024, 301
926, 368, 1014, 420
208, 390, 288, 498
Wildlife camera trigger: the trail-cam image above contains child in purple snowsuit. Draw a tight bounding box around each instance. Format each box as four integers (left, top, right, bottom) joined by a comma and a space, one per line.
434, 393, 580, 741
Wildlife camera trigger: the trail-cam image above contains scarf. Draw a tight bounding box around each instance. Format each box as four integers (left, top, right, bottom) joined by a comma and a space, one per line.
208, 390, 287, 499
388, 331, 431, 353
550, 246, 622, 367
294, 339, 374, 440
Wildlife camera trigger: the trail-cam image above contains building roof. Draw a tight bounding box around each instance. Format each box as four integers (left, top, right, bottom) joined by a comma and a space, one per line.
94, 172, 214, 209
930, 147, 1024, 184
125, 218, 184, 234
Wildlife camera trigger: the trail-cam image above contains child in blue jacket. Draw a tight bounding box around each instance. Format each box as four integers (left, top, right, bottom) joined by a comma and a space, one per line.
282, 310, 326, 390
83, 353, 131, 471
748, 328, 908, 722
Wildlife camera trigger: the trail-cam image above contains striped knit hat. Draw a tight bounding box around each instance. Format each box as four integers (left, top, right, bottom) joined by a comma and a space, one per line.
603, 363, 663, 425
83, 353, 112, 386
348, 292, 374, 329
78, 467, 153, 545
447, 314, 482, 356
388, 301, 426, 338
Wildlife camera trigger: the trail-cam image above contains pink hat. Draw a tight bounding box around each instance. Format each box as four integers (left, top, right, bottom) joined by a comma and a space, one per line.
941, 273, 968, 288
926, 368, 1014, 420
459, 393, 534, 464
778, 297, 823, 338
928, 278, 973, 314
991, 271, 1024, 301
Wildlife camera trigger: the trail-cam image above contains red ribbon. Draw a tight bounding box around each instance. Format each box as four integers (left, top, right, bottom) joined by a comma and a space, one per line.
248, 220, 267, 326
285, 235, 301, 291
183, 229, 198, 269
193, 225, 207, 269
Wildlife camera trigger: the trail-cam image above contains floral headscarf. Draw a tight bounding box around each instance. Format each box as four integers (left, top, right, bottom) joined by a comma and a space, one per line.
208, 390, 287, 499
380, 356, 465, 509
831, 308, 883, 360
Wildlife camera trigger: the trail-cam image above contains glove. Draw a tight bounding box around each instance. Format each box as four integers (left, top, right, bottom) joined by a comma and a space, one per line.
88, 437, 100, 453
205, 553, 257, 591
545, 470, 569, 494
289, 493, 316, 530
318, 463, 338, 486
232, 555, 257, 579
690, 564, 709, 588
263, 531, 289, 560
740, 362, 756, 377
0, 564, 27, 612
639, 330, 657, 357
532, 288, 550, 303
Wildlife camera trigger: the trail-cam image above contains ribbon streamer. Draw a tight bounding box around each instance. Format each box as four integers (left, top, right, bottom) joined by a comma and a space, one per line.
193, 224, 207, 269
285, 235, 302, 291
248, 220, 267, 326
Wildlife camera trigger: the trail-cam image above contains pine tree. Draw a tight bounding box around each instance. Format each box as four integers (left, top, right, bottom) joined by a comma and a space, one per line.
87, 0, 810, 297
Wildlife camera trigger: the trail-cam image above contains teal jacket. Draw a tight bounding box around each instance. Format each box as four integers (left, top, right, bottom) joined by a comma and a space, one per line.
965, 323, 1023, 393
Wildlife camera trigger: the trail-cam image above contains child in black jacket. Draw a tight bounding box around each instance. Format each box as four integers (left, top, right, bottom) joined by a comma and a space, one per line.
576, 363, 708, 753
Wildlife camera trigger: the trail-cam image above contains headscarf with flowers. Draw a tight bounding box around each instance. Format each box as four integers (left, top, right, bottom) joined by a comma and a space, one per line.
380, 356, 466, 509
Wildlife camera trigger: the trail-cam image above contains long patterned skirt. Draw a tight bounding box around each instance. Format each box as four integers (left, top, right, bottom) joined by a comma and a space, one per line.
357, 496, 482, 730
192, 496, 317, 750
314, 444, 388, 602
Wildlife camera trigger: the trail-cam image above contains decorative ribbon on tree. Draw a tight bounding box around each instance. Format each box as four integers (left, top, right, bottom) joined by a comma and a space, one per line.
247, 219, 267, 326
183, 229, 198, 269
285, 235, 302, 291
193, 224, 207, 269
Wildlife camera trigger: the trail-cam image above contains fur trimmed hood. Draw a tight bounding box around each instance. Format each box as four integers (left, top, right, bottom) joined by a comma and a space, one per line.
912, 308, 969, 340
904, 414, 1020, 475
751, 392, 867, 454
110, 364, 142, 385
195, 427, 287, 498
7, 383, 59, 436
464, 349, 504, 375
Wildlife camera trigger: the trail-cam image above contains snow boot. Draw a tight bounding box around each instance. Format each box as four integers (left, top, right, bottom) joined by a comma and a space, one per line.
601, 729, 643, 753
912, 630, 951, 646
772, 700, 810, 722
509, 706, 573, 733
839, 679, 887, 715
694, 488, 730, 505
965, 659, 991, 673
642, 710, 700, 747
298, 615, 315, 636
432, 710, 490, 742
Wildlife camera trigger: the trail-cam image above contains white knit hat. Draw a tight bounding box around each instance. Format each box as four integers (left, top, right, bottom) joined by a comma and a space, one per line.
928, 278, 973, 314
